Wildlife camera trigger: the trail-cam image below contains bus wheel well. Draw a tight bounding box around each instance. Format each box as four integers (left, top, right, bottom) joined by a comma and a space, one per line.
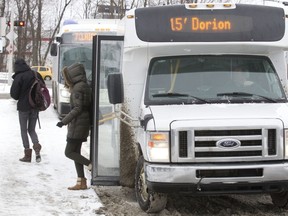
136, 143, 143, 158
135, 155, 167, 213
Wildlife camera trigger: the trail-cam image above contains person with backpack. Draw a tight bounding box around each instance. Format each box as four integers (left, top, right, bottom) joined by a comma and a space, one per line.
56, 63, 92, 190
10, 58, 44, 163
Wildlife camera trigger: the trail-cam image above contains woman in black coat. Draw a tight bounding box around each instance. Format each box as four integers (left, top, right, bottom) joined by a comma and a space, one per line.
10, 58, 44, 163
56, 63, 92, 190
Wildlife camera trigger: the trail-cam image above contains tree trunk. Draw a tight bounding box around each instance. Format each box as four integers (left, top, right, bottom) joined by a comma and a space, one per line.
0, 0, 6, 71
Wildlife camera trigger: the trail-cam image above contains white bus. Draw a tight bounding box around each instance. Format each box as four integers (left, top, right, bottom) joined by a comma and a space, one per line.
50, 19, 119, 117
91, 1, 288, 213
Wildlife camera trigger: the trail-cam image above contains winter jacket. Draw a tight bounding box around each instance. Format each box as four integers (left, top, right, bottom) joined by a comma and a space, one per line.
61, 63, 91, 142
10, 58, 44, 112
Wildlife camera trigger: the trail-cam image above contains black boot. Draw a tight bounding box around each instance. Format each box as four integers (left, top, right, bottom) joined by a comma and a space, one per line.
19, 149, 32, 162
33, 143, 42, 163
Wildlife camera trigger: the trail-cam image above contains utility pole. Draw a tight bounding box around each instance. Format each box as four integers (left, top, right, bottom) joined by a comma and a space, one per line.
7, 2, 15, 86
0, 0, 5, 53
0, 17, 6, 53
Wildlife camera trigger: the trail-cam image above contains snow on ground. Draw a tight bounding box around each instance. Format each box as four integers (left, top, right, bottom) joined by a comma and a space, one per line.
0, 84, 103, 216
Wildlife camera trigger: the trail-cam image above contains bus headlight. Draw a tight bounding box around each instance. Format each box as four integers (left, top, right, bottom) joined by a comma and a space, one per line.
147, 132, 169, 162
285, 129, 288, 158
60, 88, 70, 98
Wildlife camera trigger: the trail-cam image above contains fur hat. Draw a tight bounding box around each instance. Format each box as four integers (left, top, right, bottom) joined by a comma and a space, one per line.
62, 63, 87, 87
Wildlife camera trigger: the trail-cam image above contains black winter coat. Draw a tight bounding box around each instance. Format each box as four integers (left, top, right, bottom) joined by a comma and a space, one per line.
10, 58, 44, 112
61, 63, 91, 142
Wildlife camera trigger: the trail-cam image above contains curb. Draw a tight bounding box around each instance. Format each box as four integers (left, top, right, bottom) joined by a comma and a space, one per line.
0, 94, 11, 99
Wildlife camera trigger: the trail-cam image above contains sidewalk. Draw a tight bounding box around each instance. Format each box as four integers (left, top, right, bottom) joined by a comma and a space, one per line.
0, 84, 103, 215
0, 82, 11, 98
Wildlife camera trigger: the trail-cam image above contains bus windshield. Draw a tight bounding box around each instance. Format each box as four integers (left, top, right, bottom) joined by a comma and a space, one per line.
58, 42, 121, 88
59, 44, 93, 85
145, 55, 287, 105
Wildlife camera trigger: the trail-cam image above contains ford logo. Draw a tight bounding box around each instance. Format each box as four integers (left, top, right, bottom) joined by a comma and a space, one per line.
216, 139, 241, 148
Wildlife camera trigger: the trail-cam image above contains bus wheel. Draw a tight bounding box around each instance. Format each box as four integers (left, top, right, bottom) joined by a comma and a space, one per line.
135, 155, 167, 213
271, 191, 288, 208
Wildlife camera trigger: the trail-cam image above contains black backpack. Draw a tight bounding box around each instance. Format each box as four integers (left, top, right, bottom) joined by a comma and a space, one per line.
29, 71, 51, 111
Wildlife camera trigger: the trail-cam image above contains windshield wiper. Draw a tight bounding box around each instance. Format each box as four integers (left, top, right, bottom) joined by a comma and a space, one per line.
217, 92, 277, 103
152, 92, 209, 104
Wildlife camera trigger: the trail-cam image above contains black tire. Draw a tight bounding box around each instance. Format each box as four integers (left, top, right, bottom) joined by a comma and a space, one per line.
44, 76, 52, 81
271, 191, 288, 208
135, 155, 167, 213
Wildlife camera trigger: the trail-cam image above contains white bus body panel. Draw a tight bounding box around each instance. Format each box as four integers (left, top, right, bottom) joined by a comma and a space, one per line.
122, 7, 288, 122
118, 3, 288, 192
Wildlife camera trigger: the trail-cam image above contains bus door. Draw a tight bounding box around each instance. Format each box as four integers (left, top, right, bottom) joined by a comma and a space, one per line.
91, 35, 124, 185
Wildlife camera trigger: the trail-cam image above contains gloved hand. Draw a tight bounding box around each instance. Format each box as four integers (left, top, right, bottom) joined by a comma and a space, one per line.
56, 122, 64, 128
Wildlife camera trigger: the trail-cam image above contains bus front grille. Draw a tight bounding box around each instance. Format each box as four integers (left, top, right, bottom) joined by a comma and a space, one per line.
177, 128, 278, 162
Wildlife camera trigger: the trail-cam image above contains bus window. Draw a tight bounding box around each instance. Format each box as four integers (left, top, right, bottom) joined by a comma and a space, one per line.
145, 55, 286, 105
51, 19, 120, 118
59, 45, 93, 85
263, 61, 285, 97
100, 41, 122, 89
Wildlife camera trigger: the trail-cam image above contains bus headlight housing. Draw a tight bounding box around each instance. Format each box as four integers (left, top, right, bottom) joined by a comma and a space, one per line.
285, 129, 288, 158
147, 132, 169, 162
60, 88, 70, 101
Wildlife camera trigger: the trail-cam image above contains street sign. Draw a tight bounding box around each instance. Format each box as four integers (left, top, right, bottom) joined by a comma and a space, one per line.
6, 42, 17, 54
6, 43, 13, 54
6, 31, 18, 42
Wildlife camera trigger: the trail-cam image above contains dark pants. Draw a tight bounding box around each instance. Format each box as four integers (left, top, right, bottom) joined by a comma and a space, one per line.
18, 110, 39, 149
65, 140, 90, 178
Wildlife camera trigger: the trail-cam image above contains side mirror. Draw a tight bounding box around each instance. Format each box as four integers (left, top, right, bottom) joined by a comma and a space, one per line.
50, 43, 57, 56
107, 73, 124, 104
56, 36, 62, 43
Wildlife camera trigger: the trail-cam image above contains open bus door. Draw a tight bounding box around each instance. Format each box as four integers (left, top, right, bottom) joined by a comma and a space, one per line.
90, 35, 124, 185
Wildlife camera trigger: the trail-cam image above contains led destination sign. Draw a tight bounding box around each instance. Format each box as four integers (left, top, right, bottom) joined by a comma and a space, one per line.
170, 17, 233, 32
169, 16, 252, 33
61, 32, 97, 44
61, 30, 116, 44
73, 32, 96, 41
135, 4, 285, 42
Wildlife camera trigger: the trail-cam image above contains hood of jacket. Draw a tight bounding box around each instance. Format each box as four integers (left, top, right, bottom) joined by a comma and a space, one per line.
62, 63, 87, 87
12, 58, 31, 79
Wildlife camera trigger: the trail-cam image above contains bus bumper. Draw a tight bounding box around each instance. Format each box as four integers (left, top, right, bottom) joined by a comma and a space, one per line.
145, 162, 288, 194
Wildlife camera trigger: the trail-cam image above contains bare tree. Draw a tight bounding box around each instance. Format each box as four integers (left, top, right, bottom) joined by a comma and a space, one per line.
14, 0, 27, 60
11, 0, 43, 66
42, 0, 72, 65
25, 0, 41, 66
37, 0, 43, 65
2, 0, 177, 71
0, 0, 5, 16
0, 0, 6, 71
2, 0, 72, 68
83, 0, 92, 18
